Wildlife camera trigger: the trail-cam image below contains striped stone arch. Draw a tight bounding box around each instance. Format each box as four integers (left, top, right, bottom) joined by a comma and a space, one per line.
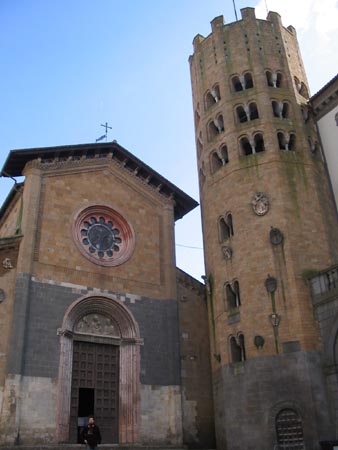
56, 294, 142, 444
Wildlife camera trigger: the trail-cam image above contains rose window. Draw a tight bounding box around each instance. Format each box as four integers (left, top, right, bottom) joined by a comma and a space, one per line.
73, 205, 135, 266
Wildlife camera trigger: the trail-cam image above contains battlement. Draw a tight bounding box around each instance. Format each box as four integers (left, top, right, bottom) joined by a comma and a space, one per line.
192, 7, 295, 53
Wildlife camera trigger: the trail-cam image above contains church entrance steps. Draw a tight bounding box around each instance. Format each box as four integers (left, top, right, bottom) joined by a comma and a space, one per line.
0, 446, 216, 450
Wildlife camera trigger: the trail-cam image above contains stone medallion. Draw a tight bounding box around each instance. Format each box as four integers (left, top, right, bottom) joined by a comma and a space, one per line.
251, 192, 269, 216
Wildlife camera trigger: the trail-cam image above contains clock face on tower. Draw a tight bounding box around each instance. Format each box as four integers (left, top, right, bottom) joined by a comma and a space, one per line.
73, 205, 135, 266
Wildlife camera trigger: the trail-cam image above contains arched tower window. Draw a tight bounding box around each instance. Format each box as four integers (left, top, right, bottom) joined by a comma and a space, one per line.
205, 84, 221, 109
205, 91, 215, 109
278, 132, 296, 151
215, 115, 224, 132
232, 75, 244, 92
299, 82, 309, 99
225, 281, 241, 310
236, 105, 248, 123
236, 103, 259, 123
219, 144, 229, 165
254, 133, 265, 153
308, 138, 322, 159
208, 115, 224, 141
211, 84, 221, 102
240, 136, 252, 155
240, 134, 265, 156
275, 409, 304, 450
230, 334, 246, 363
219, 213, 233, 241
238, 334, 246, 360
210, 145, 229, 173
272, 101, 290, 119
249, 102, 259, 120
266, 71, 283, 88
231, 72, 254, 92
244, 72, 253, 89
294, 77, 309, 99
211, 151, 223, 173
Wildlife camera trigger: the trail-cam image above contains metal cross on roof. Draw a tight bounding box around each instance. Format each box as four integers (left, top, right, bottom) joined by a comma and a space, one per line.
96, 122, 112, 142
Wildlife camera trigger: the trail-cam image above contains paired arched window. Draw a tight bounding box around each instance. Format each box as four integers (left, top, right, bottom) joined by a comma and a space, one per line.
230, 334, 246, 363
240, 133, 265, 156
210, 144, 229, 173
275, 409, 304, 450
236, 102, 259, 123
294, 76, 309, 99
208, 115, 224, 140
219, 213, 233, 241
278, 132, 296, 151
272, 101, 290, 119
225, 280, 241, 310
231, 72, 254, 92
266, 70, 283, 88
205, 84, 221, 109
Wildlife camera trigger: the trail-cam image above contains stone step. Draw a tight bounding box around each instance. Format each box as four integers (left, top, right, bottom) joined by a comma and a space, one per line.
0, 446, 215, 450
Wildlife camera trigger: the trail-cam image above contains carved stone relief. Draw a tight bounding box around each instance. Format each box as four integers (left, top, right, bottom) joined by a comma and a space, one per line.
251, 192, 269, 216
222, 245, 233, 260
74, 313, 120, 337
2, 258, 13, 269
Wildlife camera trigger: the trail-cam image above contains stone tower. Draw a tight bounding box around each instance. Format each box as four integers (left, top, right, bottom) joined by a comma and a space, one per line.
189, 7, 338, 450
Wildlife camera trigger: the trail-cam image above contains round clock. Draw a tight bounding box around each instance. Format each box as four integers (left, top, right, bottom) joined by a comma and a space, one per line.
73, 205, 135, 266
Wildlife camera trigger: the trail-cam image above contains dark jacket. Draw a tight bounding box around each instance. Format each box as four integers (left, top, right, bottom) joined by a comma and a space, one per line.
81, 424, 101, 448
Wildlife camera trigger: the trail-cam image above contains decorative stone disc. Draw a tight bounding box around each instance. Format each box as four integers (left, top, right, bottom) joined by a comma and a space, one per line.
73, 205, 135, 266
251, 192, 269, 216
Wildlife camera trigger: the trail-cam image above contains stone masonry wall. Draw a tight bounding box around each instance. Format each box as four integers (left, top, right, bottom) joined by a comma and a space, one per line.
176, 269, 215, 449
214, 352, 334, 450
0, 276, 182, 444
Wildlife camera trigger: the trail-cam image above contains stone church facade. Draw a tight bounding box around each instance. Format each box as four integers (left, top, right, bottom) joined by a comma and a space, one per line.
0, 143, 214, 447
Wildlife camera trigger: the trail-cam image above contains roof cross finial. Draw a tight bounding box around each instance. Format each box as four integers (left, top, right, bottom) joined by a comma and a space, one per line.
96, 122, 112, 142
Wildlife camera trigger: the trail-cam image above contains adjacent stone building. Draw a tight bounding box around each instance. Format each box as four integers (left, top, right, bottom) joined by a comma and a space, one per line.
189, 7, 338, 450
0, 142, 215, 448
310, 73, 338, 213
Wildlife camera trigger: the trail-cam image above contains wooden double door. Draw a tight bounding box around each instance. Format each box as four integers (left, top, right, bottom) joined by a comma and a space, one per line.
70, 341, 119, 443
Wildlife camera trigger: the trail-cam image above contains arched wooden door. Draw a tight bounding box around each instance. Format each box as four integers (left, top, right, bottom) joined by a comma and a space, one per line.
69, 340, 119, 443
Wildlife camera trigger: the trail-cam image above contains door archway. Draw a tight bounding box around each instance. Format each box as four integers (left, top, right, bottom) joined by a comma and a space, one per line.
56, 295, 142, 444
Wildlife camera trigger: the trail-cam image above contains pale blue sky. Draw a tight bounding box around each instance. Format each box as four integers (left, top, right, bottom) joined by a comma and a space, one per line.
0, 0, 337, 280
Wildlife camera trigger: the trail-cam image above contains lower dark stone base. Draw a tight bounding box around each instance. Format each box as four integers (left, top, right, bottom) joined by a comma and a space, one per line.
213, 351, 335, 450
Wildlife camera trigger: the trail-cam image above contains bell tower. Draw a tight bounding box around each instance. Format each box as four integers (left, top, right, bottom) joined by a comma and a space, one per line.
189, 7, 338, 450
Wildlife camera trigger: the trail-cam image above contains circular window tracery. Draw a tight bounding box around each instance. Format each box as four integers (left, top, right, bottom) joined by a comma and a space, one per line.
73, 205, 135, 266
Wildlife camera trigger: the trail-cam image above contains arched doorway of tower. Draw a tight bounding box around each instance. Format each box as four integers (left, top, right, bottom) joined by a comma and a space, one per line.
56, 295, 142, 444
